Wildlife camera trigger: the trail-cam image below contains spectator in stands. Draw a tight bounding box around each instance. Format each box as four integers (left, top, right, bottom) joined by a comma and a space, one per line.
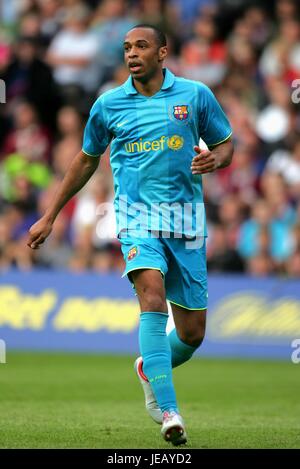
264, 138, 300, 200
217, 194, 245, 249
284, 220, 300, 276
1, 100, 52, 163
247, 253, 275, 277
90, 0, 136, 85
238, 198, 294, 267
47, 3, 99, 104
3, 35, 60, 131
37, 0, 62, 47
260, 172, 296, 225
178, 15, 227, 86
97, 64, 129, 95
52, 106, 83, 177
207, 223, 244, 273
0, 214, 12, 270
259, 18, 300, 85
275, 0, 300, 23
71, 172, 117, 252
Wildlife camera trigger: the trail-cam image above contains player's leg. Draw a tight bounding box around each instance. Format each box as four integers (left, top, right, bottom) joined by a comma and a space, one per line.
131, 268, 178, 413
169, 304, 206, 368
164, 236, 208, 367
120, 236, 168, 423
132, 268, 187, 445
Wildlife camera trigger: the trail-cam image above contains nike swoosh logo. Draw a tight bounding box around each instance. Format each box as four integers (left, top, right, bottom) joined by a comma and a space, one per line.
117, 120, 128, 127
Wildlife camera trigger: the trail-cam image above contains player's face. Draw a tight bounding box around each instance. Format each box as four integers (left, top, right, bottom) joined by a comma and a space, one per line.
123, 28, 167, 82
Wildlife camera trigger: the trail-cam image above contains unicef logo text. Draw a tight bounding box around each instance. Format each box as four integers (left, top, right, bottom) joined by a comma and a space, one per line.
124, 135, 184, 153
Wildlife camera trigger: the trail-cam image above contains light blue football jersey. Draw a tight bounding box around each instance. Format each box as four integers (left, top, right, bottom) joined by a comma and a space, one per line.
82, 68, 232, 237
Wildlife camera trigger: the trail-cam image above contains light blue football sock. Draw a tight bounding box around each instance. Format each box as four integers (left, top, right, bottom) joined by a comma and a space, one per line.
139, 312, 178, 413
168, 328, 198, 368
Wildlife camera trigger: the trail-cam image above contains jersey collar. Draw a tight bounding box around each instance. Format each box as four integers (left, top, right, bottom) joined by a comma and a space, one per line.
123, 68, 175, 95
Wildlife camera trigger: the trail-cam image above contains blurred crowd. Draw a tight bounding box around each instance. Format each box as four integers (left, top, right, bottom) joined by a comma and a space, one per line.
0, 0, 300, 276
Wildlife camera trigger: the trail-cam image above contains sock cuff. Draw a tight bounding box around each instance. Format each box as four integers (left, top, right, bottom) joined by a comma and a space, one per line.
140, 312, 168, 323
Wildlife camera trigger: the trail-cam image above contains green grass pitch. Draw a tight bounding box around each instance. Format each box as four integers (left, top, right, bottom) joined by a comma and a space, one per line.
0, 351, 299, 448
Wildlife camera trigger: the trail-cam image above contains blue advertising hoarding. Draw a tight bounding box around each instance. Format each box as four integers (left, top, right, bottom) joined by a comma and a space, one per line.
0, 270, 300, 360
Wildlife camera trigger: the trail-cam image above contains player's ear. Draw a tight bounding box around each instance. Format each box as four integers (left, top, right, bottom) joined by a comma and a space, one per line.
158, 46, 167, 62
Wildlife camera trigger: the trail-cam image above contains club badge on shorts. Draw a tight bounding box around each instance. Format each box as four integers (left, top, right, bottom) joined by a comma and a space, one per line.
127, 246, 138, 261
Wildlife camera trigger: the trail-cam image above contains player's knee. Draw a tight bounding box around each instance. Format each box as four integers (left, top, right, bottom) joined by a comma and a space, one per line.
140, 291, 167, 312
190, 332, 205, 348
178, 323, 206, 348
182, 332, 205, 348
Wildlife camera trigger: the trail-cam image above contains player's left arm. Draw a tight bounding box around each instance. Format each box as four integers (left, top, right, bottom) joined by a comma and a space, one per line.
191, 139, 234, 175
193, 83, 234, 175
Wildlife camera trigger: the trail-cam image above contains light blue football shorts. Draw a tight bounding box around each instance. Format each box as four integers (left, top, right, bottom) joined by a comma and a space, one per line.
120, 233, 207, 310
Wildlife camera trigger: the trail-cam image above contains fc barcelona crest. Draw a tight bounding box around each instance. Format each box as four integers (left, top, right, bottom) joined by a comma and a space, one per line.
127, 246, 138, 261
173, 105, 189, 121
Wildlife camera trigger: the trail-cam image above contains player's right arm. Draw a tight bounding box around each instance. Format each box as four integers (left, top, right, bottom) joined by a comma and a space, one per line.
27, 150, 100, 249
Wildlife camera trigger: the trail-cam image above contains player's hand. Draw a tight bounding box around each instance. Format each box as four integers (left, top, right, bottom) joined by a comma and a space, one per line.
191, 145, 219, 175
27, 216, 53, 250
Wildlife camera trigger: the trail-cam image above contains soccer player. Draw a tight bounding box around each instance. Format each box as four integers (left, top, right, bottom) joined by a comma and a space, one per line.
27, 24, 233, 446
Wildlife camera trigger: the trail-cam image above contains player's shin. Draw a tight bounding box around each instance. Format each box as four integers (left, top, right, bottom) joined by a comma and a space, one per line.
139, 312, 178, 413
168, 328, 198, 368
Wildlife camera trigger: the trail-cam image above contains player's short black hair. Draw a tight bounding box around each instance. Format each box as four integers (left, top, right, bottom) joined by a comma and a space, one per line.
128, 24, 167, 48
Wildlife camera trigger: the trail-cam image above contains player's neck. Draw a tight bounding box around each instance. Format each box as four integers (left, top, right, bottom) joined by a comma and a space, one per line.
133, 69, 164, 97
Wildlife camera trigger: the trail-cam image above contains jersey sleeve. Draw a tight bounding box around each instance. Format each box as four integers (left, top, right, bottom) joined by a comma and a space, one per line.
82, 97, 112, 157
197, 84, 232, 148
